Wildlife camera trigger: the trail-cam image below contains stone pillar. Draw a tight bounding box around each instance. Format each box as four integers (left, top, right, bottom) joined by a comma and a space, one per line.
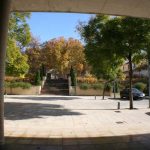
0, 0, 11, 145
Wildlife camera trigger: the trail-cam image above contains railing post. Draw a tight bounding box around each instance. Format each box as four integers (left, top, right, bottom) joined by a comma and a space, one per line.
0, 0, 11, 145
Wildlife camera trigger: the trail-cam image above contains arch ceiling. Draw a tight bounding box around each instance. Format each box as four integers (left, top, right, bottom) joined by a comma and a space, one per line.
11, 0, 150, 19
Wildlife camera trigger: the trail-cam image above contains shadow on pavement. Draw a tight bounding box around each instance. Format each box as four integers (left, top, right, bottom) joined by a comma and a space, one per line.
108, 97, 144, 101
145, 112, 150, 116
7, 96, 81, 101
2, 133, 150, 150
108, 98, 127, 100
4, 102, 82, 120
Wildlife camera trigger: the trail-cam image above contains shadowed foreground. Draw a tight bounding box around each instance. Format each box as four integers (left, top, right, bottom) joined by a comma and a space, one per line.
2, 133, 150, 150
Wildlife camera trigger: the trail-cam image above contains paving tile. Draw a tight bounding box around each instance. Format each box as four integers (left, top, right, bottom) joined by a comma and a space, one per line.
62, 145, 80, 150
123, 142, 148, 150
63, 138, 78, 145
94, 143, 116, 150
77, 138, 92, 145
15, 138, 33, 144
140, 140, 150, 147
31, 139, 49, 145
40, 146, 62, 150
4, 95, 150, 149
47, 138, 63, 145
79, 144, 95, 150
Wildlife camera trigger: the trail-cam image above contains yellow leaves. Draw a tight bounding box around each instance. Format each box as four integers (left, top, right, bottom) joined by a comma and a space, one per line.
76, 63, 84, 73
41, 37, 86, 75
77, 76, 98, 84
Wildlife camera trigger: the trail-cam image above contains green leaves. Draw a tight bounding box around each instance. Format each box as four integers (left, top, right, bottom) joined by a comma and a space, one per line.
78, 15, 150, 81
78, 15, 124, 80
34, 70, 41, 86
5, 81, 31, 89
6, 39, 29, 77
8, 13, 31, 49
78, 15, 150, 108
6, 13, 31, 77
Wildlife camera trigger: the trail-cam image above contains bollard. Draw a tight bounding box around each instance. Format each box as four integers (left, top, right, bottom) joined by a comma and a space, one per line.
95, 95, 96, 100
117, 102, 120, 109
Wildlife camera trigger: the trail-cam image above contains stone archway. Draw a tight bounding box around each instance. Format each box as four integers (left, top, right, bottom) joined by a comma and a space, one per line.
1, 0, 150, 145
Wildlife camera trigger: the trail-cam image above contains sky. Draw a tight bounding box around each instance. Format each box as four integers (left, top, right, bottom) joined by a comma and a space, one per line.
27, 12, 93, 43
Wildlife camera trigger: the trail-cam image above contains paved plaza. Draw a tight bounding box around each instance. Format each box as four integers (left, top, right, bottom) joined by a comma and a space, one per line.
3, 95, 150, 149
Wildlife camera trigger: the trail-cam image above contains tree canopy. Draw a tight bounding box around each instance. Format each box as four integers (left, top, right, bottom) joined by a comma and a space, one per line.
77, 15, 124, 81
78, 15, 150, 109
6, 13, 31, 77
26, 37, 86, 76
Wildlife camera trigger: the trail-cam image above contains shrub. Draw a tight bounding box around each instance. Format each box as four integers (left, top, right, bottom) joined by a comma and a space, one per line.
5, 76, 15, 82
25, 73, 35, 84
79, 83, 104, 90
91, 83, 103, 90
40, 64, 46, 80
42, 64, 46, 76
34, 70, 41, 85
77, 76, 97, 84
133, 82, 146, 91
70, 67, 76, 86
5, 82, 11, 88
112, 82, 120, 93
5, 81, 31, 89
143, 83, 148, 95
79, 83, 90, 90
105, 83, 112, 92
40, 67, 43, 81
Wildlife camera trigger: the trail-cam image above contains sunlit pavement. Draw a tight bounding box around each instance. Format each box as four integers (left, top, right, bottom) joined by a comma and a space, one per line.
3, 95, 150, 150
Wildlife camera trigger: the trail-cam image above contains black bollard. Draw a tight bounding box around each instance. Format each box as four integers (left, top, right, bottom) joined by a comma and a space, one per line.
118, 102, 120, 109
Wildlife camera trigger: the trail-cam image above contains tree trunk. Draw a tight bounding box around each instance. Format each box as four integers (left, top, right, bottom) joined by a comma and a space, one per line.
113, 81, 116, 99
102, 82, 106, 100
128, 53, 133, 109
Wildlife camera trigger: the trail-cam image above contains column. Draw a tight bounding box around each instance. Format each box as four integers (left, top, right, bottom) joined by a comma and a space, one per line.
0, 0, 11, 145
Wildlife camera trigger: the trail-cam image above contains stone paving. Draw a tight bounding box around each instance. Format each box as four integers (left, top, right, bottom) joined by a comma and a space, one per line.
3, 95, 150, 149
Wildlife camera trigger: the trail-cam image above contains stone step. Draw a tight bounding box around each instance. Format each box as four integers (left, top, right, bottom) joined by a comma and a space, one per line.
41, 77, 69, 95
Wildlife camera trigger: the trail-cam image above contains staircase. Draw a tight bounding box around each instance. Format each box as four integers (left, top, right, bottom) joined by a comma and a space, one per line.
41, 73, 69, 95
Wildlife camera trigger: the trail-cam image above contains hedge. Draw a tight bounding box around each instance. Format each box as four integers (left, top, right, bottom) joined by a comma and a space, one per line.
79, 83, 104, 90
5, 81, 32, 89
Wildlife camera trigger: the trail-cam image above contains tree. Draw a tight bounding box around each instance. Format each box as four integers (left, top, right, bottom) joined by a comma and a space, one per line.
143, 34, 150, 104
26, 36, 42, 75
77, 15, 124, 99
66, 38, 86, 75
34, 70, 41, 85
6, 39, 29, 77
41, 37, 86, 76
70, 66, 76, 86
78, 15, 150, 109
6, 12, 31, 77
8, 12, 31, 50
41, 64, 46, 77
105, 17, 150, 109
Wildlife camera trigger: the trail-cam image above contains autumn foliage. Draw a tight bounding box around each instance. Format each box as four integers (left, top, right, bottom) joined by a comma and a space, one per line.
26, 37, 86, 77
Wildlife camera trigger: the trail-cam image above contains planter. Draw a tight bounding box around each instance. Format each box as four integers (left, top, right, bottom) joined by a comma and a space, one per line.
41, 76, 47, 88
43, 76, 47, 81
69, 86, 76, 96
5, 86, 41, 95
76, 86, 111, 96
41, 80, 45, 88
